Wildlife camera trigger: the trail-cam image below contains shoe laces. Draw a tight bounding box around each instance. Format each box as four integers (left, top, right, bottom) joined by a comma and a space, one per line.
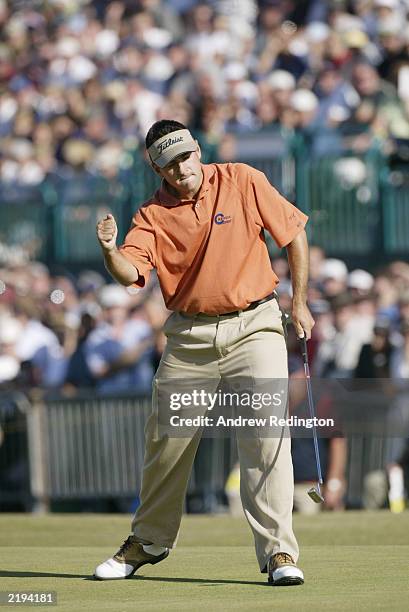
117, 536, 134, 555
273, 552, 294, 566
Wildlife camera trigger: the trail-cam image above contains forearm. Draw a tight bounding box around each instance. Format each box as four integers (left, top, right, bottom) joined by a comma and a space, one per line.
326, 437, 347, 481
286, 230, 309, 305
285, 230, 314, 338
103, 247, 139, 286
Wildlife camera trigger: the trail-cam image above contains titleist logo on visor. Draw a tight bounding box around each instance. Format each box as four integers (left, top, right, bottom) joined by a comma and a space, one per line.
148, 129, 197, 167
158, 135, 184, 154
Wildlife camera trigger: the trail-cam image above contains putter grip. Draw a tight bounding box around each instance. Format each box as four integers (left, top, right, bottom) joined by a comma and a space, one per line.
298, 335, 308, 361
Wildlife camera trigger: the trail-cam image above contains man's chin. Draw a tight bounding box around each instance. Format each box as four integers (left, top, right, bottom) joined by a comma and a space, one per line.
176, 181, 196, 196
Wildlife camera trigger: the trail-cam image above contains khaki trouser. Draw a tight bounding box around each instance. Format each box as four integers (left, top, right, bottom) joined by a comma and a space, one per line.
131, 298, 299, 571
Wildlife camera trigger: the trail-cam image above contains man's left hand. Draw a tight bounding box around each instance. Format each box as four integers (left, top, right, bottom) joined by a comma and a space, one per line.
291, 302, 315, 340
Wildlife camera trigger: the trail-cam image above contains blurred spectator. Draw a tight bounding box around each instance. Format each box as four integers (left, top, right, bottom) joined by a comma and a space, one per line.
2, 0, 409, 181
314, 291, 375, 378
13, 298, 67, 384
0, 262, 165, 395
308, 245, 326, 283
2, 249, 409, 513
320, 258, 348, 297
348, 268, 374, 296
314, 61, 359, 125
355, 315, 393, 378
82, 284, 155, 394
373, 270, 400, 323
267, 69, 296, 123
351, 61, 398, 106
65, 310, 99, 390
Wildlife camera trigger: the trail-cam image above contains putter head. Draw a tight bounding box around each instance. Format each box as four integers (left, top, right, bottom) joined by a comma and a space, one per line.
307, 485, 325, 504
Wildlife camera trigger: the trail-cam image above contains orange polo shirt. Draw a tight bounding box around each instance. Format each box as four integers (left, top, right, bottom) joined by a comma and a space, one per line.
119, 163, 308, 315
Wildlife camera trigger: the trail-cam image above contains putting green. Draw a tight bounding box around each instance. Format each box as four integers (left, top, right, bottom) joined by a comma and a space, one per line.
0, 512, 408, 611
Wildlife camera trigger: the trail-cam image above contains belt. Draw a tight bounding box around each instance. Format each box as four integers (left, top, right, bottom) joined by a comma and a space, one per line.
196, 292, 277, 318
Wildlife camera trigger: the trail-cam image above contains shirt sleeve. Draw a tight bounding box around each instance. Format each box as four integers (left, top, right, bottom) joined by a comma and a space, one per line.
118, 206, 156, 288
248, 167, 308, 248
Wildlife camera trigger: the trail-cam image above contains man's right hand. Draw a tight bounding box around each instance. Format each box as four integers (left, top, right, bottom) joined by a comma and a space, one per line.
97, 214, 118, 252
97, 214, 139, 286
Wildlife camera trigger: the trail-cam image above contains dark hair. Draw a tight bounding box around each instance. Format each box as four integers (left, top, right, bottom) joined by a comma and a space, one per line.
145, 120, 187, 149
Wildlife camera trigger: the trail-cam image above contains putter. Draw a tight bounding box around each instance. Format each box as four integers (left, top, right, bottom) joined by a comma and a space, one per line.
298, 334, 325, 504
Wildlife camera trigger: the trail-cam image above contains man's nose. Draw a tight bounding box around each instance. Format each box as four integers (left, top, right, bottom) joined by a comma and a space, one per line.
176, 160, 189, 174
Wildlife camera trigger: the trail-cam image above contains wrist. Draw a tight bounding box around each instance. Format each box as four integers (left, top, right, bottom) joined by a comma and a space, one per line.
292, 297, 307, 308
103, 244, 118, 256
326, 477, 344, 493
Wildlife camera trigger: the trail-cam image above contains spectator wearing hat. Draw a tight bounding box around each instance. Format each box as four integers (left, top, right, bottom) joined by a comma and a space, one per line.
377, 14, 409, 86
268, 70, 296, 114
320, 258, 348, 297
348, 268, 375, 296
349, 271, 377, 335
373, 0, 403, 21
289, 88, 321, 150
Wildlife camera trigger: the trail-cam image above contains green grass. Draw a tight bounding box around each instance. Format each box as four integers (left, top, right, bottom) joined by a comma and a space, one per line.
0, 512, 408, 611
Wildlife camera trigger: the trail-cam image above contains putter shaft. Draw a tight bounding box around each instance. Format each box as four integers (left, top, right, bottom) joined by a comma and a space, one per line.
299, 335, 324, 503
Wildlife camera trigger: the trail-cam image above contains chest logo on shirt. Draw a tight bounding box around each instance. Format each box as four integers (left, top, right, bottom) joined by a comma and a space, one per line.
214, 212, 232, 225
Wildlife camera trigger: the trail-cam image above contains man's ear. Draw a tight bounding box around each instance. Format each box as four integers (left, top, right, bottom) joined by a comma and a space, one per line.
196, 141, 202, 160
149, 156, 162, 176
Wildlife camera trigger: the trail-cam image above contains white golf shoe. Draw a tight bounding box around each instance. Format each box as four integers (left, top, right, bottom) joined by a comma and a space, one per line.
94, 535, 169, 580
268, 552, 304, 586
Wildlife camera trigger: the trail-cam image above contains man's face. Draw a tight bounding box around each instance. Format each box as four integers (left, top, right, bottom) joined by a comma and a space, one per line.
318, 70, 340, 95
352, 65, 379, 96
153, 147, 203, 198
104, 305, 128, 326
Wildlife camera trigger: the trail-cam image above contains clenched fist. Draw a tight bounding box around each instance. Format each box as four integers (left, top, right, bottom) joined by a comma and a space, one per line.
97, 213, 118, 252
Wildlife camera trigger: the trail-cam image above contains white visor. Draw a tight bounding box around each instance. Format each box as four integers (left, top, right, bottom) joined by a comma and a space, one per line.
148, 129, 197, 168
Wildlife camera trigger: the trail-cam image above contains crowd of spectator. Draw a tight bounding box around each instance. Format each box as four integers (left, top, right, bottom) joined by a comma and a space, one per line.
2, 0, 409, 185
0, 263, 167, 394
2, 249, 409, 395
2, 250, 409, 511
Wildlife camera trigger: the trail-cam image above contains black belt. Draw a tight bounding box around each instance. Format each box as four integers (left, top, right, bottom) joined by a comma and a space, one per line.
227, 291, 276, 315
196, 292, 277, 317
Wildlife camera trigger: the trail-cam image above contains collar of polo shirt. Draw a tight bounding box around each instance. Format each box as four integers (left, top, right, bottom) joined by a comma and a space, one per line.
148, 129, 198, 168
157, 164, 216, 206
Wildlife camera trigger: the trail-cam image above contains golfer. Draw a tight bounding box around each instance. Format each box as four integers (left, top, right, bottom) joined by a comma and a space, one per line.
94, 119, 314, 585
